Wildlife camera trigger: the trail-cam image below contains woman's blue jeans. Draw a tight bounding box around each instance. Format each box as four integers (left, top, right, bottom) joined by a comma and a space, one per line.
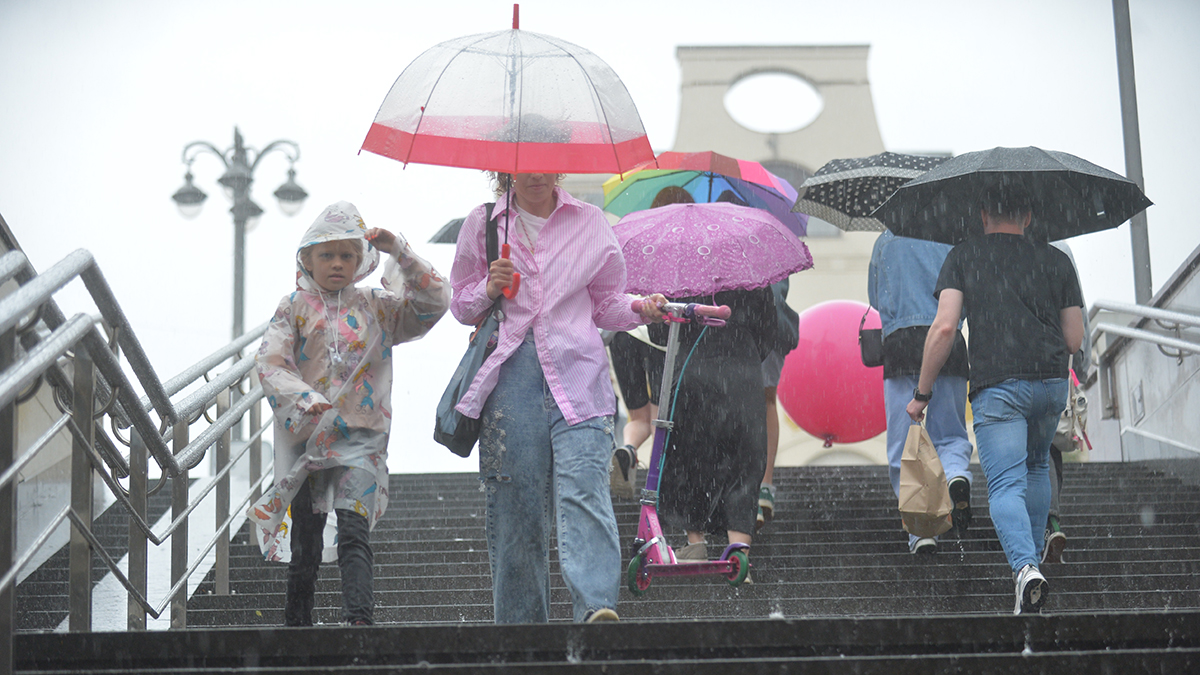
478, 334, 621, 623
971, 378, 1069, 573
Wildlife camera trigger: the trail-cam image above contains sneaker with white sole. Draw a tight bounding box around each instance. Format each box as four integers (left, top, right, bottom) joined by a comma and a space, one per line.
609, 444, 637, 499
910, 537, 937, 555
1042, 515, 1067, 564
585, 608, 619, 623
1014, 563, 1049, 615
757, 484, 776, 529
948, 476, 972, 536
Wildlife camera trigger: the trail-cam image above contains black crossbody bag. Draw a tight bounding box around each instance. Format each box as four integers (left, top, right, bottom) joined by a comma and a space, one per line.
859, 308, 884, 368
434, 204, 501, 457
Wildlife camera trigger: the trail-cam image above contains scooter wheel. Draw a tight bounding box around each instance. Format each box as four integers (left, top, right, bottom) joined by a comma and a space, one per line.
626, 553, 650, 596
726, 549, 750, 586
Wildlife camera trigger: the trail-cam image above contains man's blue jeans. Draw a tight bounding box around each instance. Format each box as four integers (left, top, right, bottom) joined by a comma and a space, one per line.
884, 375, 973, 547
971, 378, 1069, 573
478, 334, 621, 623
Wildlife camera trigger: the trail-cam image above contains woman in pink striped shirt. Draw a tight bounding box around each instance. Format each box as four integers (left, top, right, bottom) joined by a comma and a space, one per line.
450, 171, 666, 624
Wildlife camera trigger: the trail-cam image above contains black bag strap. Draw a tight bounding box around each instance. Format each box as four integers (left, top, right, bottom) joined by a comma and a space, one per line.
484, 202, 499, 265
859, 307, 872, 331
481, 202, 502, 322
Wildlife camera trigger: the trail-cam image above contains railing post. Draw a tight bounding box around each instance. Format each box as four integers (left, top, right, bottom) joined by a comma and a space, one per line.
68, 345, 95, 631
1, 325, 18, 675
126, 428, 148, 630
250, 395, 263, 504
215, 390, 230, 596
170, 421, 188, 629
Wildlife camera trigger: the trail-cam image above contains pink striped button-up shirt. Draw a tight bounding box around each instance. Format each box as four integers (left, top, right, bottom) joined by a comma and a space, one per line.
450, 188, 645, 425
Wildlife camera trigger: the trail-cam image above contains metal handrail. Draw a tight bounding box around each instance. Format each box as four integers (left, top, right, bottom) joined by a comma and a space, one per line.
1092, 323, 1199, 358
0, 236, 274, 671
1122, 425, 1200, 458
1092, 299, 1200, 331
0, 250, 174, 423
1091, 300, 1200, 441
143, 326, 268, 412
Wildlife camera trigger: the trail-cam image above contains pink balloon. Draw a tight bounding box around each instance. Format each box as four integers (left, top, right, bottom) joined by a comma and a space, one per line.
778, 300, 886, 446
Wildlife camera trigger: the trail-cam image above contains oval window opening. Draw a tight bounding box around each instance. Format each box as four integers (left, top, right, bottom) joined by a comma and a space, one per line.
724, 72, 823, 134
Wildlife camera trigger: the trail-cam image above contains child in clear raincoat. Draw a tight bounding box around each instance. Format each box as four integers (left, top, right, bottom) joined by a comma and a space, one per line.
248, 201, 450, 626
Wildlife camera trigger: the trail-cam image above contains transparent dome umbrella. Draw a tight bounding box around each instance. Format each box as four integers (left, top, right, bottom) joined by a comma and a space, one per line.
614, 201, 813, 298
603, 151, 809, 236
872, 146, 1153, 245
360, 10, 653, 175
791, 152, 950, 232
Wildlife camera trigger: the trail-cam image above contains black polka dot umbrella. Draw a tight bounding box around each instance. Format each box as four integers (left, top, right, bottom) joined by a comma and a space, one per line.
791, 152, 950, 232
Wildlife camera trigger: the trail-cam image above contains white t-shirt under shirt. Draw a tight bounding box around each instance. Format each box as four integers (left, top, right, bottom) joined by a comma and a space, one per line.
515, 203, 548, 250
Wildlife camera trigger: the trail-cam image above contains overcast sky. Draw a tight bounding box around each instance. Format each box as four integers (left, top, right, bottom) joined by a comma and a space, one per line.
2, 0, 1196, 473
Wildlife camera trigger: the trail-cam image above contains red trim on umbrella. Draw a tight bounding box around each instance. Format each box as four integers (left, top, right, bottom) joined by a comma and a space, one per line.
654, 151, 741, 177
362, 123, 652, 174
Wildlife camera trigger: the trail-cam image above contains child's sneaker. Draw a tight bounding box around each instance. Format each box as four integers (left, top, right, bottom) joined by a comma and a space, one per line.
1014, 564, 1049, 615
610, 444, 637, 499
757, 484, 776, 529
1042, 515, 1067, 564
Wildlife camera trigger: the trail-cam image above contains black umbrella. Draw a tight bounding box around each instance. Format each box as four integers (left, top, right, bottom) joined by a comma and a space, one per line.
872, 146, 1153, 245
791, 152, 950, 232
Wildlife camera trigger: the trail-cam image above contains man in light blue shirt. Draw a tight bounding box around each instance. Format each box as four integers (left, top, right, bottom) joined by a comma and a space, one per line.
868, 229, 974, 554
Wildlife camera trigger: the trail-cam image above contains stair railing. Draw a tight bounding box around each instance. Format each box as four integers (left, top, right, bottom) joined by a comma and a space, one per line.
1090, 298, 1199, 456
0, 235, 275, 672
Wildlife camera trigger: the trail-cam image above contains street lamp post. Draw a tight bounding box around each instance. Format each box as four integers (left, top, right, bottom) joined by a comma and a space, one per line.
172, 127, 308, 339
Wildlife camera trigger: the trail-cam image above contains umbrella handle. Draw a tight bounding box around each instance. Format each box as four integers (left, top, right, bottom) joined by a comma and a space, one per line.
501, 243, 521, 299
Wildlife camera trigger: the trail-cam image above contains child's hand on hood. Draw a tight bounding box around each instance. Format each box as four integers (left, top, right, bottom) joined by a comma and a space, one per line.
366, 228, 404, 257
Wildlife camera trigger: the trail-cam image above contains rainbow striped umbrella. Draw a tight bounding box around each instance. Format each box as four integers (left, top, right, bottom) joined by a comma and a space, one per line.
603, 151, 808, 236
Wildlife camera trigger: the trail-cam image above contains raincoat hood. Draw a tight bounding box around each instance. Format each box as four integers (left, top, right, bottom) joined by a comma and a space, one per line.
296, 201, 380, 293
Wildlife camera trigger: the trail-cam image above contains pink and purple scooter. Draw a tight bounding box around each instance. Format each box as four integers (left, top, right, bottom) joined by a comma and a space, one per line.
624, 299, 751, 595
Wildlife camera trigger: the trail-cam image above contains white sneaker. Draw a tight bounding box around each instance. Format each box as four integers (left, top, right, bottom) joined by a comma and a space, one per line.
585, 608, 619, 623
1014, 564, 1049, 615
909, 537, 936, 555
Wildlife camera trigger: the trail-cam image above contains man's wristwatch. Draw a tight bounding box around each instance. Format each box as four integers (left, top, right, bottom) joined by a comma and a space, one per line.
913, 387, 932, 402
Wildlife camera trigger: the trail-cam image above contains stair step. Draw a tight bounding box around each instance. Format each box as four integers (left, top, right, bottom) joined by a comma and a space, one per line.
17, 611, 1200, 673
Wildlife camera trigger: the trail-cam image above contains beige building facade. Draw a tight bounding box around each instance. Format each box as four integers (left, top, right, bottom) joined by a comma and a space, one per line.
565, 44, 895, 467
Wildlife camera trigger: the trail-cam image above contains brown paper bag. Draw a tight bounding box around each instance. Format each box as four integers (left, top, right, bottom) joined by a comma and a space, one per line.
898, 423, 954, 538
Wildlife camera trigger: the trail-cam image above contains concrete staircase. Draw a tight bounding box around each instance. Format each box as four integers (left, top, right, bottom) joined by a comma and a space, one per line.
14, 462, 1200, 671
14, 481, 178, 631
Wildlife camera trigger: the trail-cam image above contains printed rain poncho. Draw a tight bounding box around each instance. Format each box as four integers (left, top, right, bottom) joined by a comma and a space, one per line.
248, 201, 450, 562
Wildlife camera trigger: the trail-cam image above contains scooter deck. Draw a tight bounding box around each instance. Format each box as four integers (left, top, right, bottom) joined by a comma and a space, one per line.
643, 561, 736, 578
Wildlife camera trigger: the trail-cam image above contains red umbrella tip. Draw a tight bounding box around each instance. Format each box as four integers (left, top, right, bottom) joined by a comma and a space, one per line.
513, 4, 519, 29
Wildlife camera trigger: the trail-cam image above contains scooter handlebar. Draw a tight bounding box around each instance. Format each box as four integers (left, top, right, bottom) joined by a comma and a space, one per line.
630, 299, 732, 321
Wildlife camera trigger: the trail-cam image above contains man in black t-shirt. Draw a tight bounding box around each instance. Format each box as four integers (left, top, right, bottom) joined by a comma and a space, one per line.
906, 178, 1084, 615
